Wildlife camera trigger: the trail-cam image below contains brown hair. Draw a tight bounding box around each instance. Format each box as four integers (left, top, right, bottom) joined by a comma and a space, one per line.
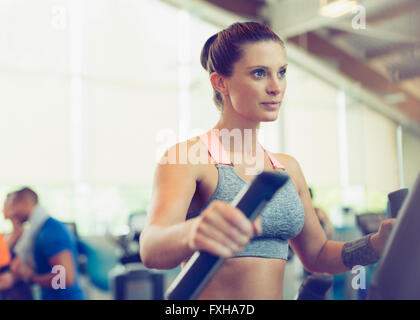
200, 22, 285, 110
14, 187, 38, 204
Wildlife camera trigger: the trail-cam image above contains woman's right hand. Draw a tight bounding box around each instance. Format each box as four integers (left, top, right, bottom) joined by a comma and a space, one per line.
187, 200, 262, 258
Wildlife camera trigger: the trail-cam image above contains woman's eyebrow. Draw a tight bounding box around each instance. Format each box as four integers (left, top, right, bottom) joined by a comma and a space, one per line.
247, 64, 288, 70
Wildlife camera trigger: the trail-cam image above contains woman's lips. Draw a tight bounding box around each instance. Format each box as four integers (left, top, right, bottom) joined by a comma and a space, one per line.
260, 101, 281, 110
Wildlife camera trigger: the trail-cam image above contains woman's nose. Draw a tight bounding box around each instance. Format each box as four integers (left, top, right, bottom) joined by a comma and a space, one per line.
266, 78, 282, 96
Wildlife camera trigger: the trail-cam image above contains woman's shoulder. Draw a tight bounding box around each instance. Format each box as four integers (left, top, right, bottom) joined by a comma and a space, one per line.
160, 136, 209, 164
271, 152, 300, 171
270, 152, 304, 193
157, 136, 211, 180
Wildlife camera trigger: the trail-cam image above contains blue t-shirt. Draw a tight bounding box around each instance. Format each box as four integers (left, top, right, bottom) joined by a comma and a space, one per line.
33, 218, 85, 300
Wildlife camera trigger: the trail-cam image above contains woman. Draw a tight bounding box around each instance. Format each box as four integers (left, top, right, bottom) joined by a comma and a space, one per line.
0, 193, 33, 299
140, 22, 395, 299
2, 193, 23, 250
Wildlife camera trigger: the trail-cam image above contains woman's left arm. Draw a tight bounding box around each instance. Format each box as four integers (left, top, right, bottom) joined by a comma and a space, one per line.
280, 154, 395, 274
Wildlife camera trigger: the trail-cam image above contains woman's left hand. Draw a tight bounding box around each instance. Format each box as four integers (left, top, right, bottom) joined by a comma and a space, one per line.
370, 219, 397, 256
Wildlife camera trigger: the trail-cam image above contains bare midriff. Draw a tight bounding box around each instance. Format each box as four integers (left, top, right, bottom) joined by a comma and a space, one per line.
182, 257, 286, 300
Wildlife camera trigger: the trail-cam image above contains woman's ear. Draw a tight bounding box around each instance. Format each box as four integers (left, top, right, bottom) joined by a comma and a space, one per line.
210, 72, 229, 97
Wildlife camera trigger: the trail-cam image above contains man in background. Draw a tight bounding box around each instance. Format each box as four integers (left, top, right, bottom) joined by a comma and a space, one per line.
11, 187, 84, 300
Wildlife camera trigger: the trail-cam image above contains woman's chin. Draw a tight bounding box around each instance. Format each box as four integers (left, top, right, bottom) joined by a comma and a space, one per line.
259, 110, 280, 122
236, 108, 280, 123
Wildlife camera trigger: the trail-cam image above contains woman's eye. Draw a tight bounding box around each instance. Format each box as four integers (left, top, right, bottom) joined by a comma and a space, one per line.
253, 69, 265, 78
278, 69, 287, 78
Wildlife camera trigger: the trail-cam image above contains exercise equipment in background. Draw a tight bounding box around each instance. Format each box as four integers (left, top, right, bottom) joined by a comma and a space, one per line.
297, 273, 334, 300
110, 264, 164, 300
369, 174, 420, 300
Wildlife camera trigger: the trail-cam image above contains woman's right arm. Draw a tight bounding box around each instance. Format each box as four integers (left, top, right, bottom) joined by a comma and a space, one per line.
140, 143, 255, 270
139, 146, 199, 269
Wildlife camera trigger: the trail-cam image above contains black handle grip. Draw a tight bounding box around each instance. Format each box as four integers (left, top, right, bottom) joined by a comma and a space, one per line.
165, 171, 289, 300
388, 188, 409, 218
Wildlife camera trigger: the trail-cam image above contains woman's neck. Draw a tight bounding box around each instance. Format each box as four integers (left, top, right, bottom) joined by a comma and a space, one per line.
212, 105, 264, 170
216, 101, 261, 143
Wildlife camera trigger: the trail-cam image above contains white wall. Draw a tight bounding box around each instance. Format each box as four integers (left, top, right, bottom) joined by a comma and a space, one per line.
283, 62, 341, 188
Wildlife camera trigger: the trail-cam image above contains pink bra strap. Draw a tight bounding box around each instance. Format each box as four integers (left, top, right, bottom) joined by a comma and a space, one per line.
199, 130, 232, 165
262, 147, 286, 171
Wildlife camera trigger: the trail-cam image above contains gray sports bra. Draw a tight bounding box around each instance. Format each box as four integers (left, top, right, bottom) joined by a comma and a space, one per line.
186, 130, 305, 260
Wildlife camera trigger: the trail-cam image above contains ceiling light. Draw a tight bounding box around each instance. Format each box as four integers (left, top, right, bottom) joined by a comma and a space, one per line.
320, 0, 358, 18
